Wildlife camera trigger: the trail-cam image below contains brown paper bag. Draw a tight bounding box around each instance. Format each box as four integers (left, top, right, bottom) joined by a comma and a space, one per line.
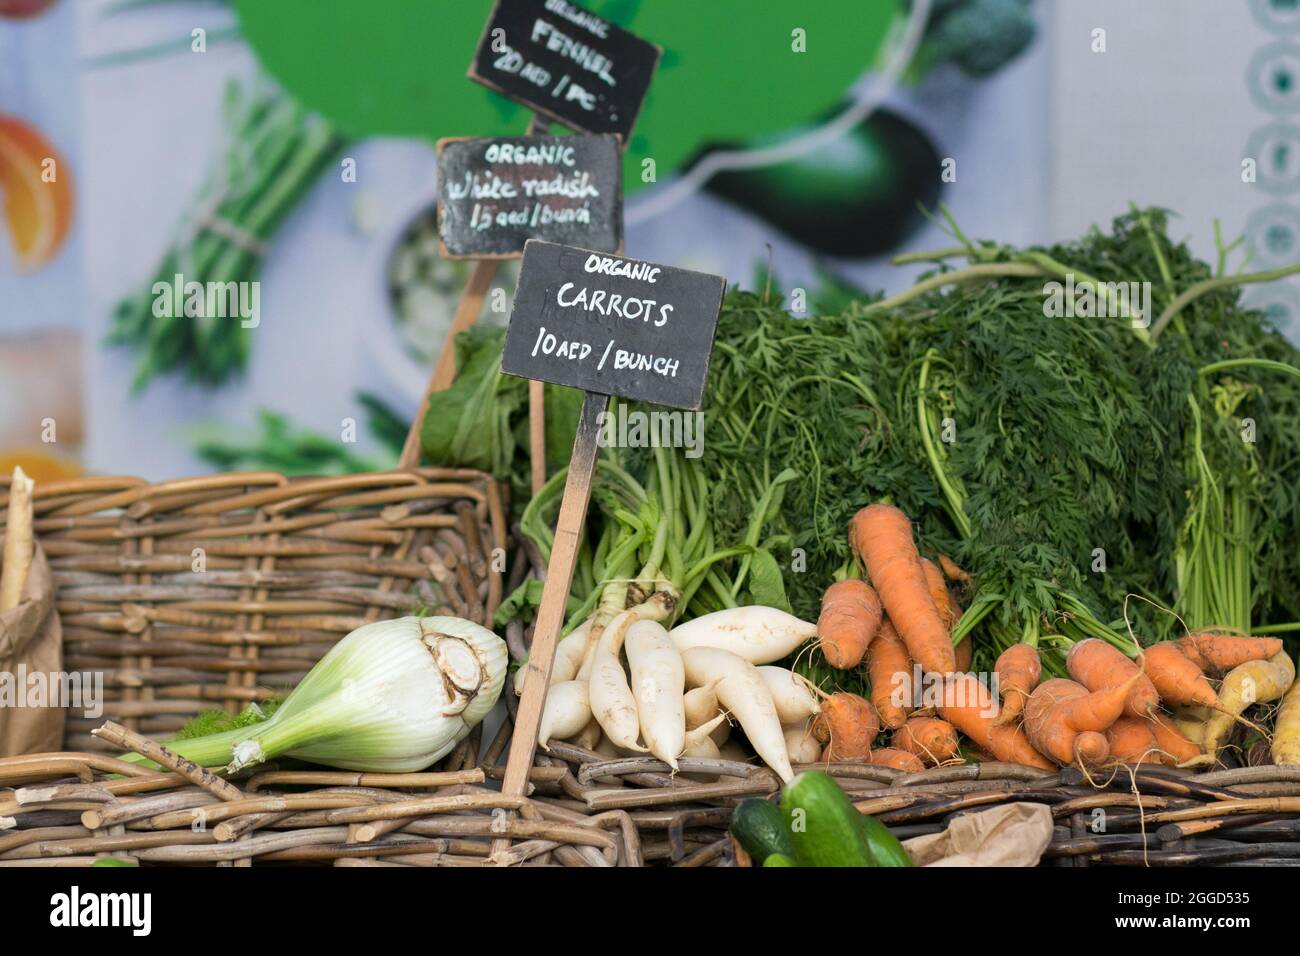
0, 543, 66, 755
903, 802, 1054, 867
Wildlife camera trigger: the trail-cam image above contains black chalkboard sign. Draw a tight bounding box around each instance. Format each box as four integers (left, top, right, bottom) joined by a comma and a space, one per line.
502, 240, 726, 410
436, 135, 622, 259
468, 0, 660, 141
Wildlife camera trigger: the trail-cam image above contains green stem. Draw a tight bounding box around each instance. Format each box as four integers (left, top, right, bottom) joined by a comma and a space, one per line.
1152, 262, 1300, 338
889, 245, 976, 265
916, 349, 971, 540
860, 263, 1044, 314
1198, 358, 1300, 382
1018, 251, 1153, 345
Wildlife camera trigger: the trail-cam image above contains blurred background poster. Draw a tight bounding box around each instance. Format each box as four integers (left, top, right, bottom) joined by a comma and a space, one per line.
0, 0, 1295, 482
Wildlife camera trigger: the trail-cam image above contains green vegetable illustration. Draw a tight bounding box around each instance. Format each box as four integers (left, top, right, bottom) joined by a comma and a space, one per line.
233, 0, 896, 195
703, 107, 942, 257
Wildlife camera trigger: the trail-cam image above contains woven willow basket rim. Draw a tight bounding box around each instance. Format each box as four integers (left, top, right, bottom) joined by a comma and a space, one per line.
1, 467, 509, 751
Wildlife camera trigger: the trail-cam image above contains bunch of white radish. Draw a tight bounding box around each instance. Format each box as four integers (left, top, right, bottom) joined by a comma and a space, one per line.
525, 604, 820, 783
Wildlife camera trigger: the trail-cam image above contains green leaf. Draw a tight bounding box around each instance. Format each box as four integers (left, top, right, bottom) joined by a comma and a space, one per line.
493, 578, 587, 628
745, 547, 792, 613
494, 578, 545, 628
357, 391, 408, 460
421, 326, 522, 474
542, 383, 585, 474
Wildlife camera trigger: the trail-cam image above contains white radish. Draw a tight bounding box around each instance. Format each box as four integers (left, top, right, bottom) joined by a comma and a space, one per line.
683, 682, 731, 746
515, 620, 592, 696
683, 712, 728, 754
758, 666, 822, 724
588, 609, 647, 752
682, 646, 794, 782
573, 716, 602, 751
590, 650, 644, 751
578, 594, 674, 679
783, 723, 822, 764
680, 713, 727, 781
669, 606, 817, 664
685, 680, 721, 726
626, 620, 686, 769
538, 680, 589, 749
718, 739, 752, 763
709, 717, 732, 747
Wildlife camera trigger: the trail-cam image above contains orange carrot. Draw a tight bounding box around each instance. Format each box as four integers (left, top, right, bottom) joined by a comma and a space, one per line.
892, 716, 959, 765
1023, 673, 1137, 766
812, 692, 879, 761
937, 673, 1054, 770
954, 635, 973, 672
1051, 670, 1138, 733
850, 505, 955, 674
1106, 716, 1165, 765
937, 553, 970, 584
867, 747, 925, 772
816, 578, 882, 670
1139, 641, 1218, 709
1148, 711, 1203, 764
922, 557, 972, 670
866, 619, 913, 729
1066, 638, 1159, 719
992, 643, 1041, 726
1175, 633, 1285, 673
921, 558, 956, 630
1022, 679, 1089, 764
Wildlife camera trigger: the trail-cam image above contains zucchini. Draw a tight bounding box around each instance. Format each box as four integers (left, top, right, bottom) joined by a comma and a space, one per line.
860, 813, 913, 867
762, 853, 797, 867
730, 798, 795, 863
780, 770, 874, 867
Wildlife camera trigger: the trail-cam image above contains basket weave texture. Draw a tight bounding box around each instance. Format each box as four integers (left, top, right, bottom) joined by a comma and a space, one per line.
0, 469, 507, 750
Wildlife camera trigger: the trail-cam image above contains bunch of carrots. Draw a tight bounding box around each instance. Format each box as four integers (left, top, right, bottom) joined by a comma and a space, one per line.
812, 503, 1300, 772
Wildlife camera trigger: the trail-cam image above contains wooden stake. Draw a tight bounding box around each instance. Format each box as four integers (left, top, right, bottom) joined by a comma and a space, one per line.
529, 380, 546, 493
0, 465, 34, 611
524, 113, 550, 495
494, 390, 606, 853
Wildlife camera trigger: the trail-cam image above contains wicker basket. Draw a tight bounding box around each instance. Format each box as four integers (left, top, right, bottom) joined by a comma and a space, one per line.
1, 468, 507, 751
515, 750, 1300, 867
0, 742, 637, 867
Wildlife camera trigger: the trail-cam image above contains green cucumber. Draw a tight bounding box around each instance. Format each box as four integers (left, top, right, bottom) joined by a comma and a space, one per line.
780, 770, 875, 867
860, 814, 913, 867
762, 853, 797, 867
730, 798, 795, 864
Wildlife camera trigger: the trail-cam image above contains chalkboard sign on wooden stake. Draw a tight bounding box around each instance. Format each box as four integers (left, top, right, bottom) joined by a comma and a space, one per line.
402, 114, 551, 481
468, 0, 661, 141
406, 1, 668, 862
435, 133, 623, 259
494, 242, 726, 857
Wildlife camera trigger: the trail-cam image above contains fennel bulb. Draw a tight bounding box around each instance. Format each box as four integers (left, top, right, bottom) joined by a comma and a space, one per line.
156, 616, 507, 773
